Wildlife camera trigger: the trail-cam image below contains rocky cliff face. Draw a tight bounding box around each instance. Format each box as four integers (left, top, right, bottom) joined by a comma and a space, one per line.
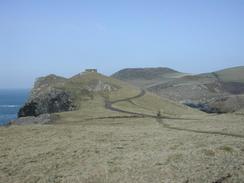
18, 75, 75, 117
18, 89, 75, 117
18, 72, 119, 118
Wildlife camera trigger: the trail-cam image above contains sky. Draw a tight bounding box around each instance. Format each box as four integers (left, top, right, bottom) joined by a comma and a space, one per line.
0, 0, 243, 88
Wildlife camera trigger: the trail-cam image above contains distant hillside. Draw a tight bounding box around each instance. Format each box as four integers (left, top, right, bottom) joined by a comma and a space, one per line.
112, 67, 179, 80
17, 70, 198, 123
111, 67, 188, 88
148, 66, 244, 113
215, 66, 244, 83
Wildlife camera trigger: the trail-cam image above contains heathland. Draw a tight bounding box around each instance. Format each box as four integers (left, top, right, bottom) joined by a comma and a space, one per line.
1, 68, 244, 183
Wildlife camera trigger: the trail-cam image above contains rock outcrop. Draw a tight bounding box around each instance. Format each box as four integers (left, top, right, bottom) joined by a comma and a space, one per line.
18, 72, 119, 119
18, 74, 76, 117
18, 89, 75, 117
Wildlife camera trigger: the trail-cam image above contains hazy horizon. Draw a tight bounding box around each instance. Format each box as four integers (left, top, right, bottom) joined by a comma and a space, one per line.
0, 0, 243, 88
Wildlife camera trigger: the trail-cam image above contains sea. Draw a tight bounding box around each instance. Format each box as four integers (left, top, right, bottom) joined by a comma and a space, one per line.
0, 89, 30, 125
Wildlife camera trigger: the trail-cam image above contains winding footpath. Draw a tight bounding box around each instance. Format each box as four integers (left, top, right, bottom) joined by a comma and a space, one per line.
105, 90, 147, 116
104, 89, 244, 139
105, 90, 189, 120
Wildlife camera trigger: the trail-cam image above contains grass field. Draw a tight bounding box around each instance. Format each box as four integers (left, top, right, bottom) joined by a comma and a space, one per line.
1, 72, 244, 183
1, 113, 244, 183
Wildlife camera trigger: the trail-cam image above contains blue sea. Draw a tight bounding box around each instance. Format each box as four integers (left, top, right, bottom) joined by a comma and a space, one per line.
0, 89, 30, 125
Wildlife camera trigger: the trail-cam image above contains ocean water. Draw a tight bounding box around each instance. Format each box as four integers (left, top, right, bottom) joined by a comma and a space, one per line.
0, 89, 30, 125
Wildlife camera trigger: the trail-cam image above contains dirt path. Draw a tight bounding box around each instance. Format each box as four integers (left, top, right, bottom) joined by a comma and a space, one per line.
105, 90, 147, 116
104, 90, 244, 138
105, 90, 188, 120
156, 118, 244, 138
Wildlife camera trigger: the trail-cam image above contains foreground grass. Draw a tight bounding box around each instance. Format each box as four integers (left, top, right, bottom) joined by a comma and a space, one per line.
1, 85, 244, 182
1, 114, 244, 183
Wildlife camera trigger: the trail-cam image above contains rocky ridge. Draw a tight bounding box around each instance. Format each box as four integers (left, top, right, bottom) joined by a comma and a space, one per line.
18, 71, 119, 118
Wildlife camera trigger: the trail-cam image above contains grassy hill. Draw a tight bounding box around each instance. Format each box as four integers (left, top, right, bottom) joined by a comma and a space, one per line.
147, 68, 244, 113
2, 70, 244, 183
214, 66, 244, 83
111, 67, 188, 88
54, 72, 201, 125
17, 70, 200, 125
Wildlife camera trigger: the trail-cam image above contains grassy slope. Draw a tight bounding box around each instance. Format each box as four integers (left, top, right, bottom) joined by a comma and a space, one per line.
1, 113, 244, 183
56, 89, 200, 125
53, 72, 142, 124
215, 66, 244, 83
1, 72, 244, 182
113, 92, 202, 117
111, 67, 188, 88
111, 67, 180, 80
51, 72, 200, 124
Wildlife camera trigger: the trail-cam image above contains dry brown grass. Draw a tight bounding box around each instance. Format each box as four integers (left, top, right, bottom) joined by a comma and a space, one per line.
1, 76, 244, 182
1, 113, 244, 183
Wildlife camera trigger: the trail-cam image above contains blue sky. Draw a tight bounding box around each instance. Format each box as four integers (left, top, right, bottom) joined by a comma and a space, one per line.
0, 0, 243, 88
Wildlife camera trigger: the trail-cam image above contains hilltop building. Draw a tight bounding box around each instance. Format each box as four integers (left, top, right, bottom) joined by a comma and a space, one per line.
85, 69, 97, 73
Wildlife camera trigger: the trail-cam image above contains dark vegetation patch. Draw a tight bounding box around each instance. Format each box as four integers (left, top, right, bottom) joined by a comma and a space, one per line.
183, 101, 222, 114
